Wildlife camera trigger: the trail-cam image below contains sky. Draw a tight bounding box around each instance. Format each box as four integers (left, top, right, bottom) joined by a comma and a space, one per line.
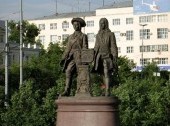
0, 0, 127, 20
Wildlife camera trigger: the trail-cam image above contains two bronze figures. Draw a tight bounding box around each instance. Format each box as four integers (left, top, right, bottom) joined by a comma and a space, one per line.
60, 17, 118, 97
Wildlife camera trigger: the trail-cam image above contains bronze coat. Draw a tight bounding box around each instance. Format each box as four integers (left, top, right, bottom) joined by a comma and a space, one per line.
93, 31, 118, 73
62, 32, 88, 72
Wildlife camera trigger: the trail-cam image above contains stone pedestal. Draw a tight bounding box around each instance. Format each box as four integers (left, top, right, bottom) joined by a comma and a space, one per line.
56, 96, 120, 126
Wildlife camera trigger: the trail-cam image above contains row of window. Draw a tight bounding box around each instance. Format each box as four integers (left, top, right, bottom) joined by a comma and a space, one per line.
140, 58, 168, 65
39, 22, 69, 30
39, 33, 96, 44
39, 27, 168, 45
41, 27, 168, 44
118, 44, 168, 54
0, 54, 30, 65
38, 34, 69, 44
114, 14, 168, 25
139, 14, 168, 23
140, 44, 168, 52
38, 21, 95, 30
38, 14, 168, 30
120, 28, 168, 41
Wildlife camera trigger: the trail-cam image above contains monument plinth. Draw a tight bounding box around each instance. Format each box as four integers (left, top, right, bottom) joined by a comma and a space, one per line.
56, 96, 120, 126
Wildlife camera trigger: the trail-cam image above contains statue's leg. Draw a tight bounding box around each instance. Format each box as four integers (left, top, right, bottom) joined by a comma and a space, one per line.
103, 60, 111, 96
61, 61, 75, 96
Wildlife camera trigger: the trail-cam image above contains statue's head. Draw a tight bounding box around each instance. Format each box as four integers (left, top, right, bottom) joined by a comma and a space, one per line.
71, 18, 86, 31
99, 18, 109, 30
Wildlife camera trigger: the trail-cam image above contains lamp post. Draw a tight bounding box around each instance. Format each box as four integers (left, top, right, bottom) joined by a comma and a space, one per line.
5, 20, 9, 107
139, 24, 147, 71
20, 0, 23, 86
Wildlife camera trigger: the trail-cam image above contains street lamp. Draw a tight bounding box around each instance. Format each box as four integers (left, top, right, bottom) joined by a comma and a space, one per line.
20, 0, 23, 86
139, 24, 147, 71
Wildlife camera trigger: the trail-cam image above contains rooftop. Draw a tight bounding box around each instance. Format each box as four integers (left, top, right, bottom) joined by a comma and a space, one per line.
30, 11, 96, 20
98, 1, 133, 9
30, 1, 133, 21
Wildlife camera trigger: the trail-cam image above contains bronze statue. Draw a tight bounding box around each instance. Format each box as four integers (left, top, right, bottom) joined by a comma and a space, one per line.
92, 18, 118, 96
60, 17, 88, 96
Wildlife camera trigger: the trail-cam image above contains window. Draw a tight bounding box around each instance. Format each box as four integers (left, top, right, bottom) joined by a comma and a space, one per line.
86, 21, 94, 27
139, 15, 156, 23
140, 44, 168, 52
50, 35, 57, 43
140, 29, 150, 39
62, 34, 69, 41
62, 22, 69, 29
126, 18, 133, 24
38, 24, 45, 30
140, 58, 150, 65
126, 30, 133, 40
161, 44, 168, 51
50, 23, 57, 29
39, 35, 45, 45
157, 28, 168, 39
112, 19, 120, 25
126, 46, 134, 53
158, 14, 168, 22
87, 33, 95, 43
158, 58, 168, 64
118, 47, 121, 53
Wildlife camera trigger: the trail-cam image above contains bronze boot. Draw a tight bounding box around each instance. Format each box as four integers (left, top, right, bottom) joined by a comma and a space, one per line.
61, 78, 71, 96
105, 77, 110, 96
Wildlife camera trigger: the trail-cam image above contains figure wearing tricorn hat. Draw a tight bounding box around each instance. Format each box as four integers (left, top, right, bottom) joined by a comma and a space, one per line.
60, 17, 88, 96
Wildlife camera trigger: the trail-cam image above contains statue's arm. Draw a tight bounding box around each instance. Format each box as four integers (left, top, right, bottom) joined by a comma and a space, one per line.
94, 35, 99, 53
62, 36, 71, 60
110, 32, 118, 59
83, 34, 88, 49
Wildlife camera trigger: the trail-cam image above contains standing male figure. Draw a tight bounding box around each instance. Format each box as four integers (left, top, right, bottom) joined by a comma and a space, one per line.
60, 17, 88, 96
92, 18, 118, 96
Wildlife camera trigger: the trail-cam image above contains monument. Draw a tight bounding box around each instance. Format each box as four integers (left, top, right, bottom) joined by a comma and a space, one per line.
56, 17, 120, 126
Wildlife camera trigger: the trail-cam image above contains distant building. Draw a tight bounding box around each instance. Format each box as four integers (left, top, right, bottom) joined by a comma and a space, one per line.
0, 20, 41, 67
28, 1, 170, 71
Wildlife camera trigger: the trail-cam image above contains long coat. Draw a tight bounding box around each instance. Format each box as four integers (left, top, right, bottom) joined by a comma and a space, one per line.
93, 31, 118, 73
61, 31, 88, 72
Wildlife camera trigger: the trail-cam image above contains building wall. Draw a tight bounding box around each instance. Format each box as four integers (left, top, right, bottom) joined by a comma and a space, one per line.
0, 20, 41, 68
29, 6, 170, 67
0, 42, 41, 67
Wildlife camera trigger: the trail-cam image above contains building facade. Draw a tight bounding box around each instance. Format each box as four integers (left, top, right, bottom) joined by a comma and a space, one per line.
29, 1, 170, 70
0, 20, 41, 68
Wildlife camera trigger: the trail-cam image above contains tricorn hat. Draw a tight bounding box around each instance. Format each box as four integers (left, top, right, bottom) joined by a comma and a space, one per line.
71, 17, 86, 27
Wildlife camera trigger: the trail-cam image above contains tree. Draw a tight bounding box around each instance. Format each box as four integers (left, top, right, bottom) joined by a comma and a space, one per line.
112, 63, 170, 126
8, 20, 40, 44
0, 42, 66, 125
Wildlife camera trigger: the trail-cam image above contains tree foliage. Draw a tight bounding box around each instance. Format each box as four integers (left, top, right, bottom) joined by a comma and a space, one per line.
0, 43, 170, 125
1, 80, 58, 126
112, 64, 170, 126
0, 43, 65, 125
8, 20, 40, 44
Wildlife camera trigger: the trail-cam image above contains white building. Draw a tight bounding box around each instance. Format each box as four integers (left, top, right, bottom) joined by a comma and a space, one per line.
29, 1, 170, 70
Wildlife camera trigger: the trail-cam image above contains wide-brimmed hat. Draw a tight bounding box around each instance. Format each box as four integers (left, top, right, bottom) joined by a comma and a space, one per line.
71, 17, 86, 27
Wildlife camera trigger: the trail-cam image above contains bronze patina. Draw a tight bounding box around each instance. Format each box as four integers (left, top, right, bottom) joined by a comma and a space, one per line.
92, 18, 118, 96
